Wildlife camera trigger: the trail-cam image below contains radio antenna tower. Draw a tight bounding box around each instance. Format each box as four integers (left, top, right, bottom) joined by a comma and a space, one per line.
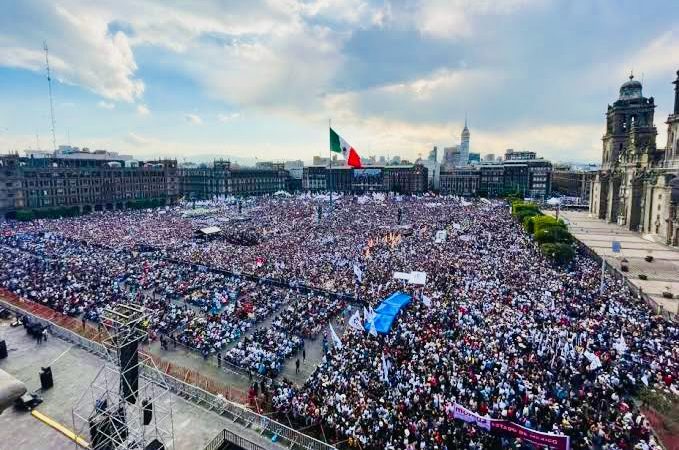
43, 41, 57, 151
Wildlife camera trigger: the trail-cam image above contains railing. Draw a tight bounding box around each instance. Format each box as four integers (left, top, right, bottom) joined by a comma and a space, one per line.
0, 294, 337, 450
575, 243, 677, 321
204, 429, 268, 450
0, 288, 250, 403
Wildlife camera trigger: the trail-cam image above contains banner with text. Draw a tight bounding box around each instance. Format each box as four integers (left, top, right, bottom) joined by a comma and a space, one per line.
451, 403, 570, 450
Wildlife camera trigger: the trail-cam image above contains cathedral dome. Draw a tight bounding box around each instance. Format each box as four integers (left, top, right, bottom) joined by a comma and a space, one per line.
619, 74, 642, 100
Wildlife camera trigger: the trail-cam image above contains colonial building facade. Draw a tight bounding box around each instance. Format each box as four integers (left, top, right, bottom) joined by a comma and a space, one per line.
590, 71, 679, 246
0, 154, 179, 217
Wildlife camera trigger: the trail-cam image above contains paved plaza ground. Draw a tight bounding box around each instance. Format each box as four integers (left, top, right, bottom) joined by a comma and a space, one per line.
553, 210, 679, 316
0, 319, 287, 450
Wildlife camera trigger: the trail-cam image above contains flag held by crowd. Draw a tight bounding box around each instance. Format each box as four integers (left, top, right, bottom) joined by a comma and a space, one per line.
348, 310, 364, 332
353, 264, 363, 283
329, 323, 343, 349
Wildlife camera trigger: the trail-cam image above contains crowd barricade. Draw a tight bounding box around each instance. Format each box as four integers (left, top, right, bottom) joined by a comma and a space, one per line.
575, 243, 677, 322
0, 293, 337, 450
162, 258, 360, 305
204, 429, 268, 450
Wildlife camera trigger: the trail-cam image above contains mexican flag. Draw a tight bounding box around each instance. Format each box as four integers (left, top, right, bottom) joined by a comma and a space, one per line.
330, 127, 362, 168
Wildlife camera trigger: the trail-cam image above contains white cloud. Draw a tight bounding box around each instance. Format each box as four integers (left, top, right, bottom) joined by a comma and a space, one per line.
98, 101, 115, 109
299, 0, 389, 26
415, 0, 544, 40
618, 29, 679, 82
217, 112, 241, 123
124, 132, 152, 146
185, 113, 203, 125
136, 104, 150, 116
0, 1, 144, 102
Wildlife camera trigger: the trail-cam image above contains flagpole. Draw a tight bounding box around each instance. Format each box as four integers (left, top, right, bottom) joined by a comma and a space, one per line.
328, 118, 333, 214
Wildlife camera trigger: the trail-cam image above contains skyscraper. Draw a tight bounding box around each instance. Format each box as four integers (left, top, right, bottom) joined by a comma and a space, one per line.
428, 146, 438, 162
459, 116, 470, 166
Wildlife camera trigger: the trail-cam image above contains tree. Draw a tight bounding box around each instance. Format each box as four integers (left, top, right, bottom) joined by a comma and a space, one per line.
540, 242, 575, 264
535, 226, 574, 244
532, 215, 566, 235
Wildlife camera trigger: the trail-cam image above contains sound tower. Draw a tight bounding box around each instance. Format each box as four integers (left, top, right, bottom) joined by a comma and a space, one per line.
119, 337, 139, 404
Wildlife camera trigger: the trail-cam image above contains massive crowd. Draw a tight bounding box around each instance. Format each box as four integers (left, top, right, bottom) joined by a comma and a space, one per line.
0, 195, 676, 450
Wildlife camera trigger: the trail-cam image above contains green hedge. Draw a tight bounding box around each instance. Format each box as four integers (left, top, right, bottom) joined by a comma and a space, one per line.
126, 198, 166, 210
540, 243, 575, 265
511, 200, 539, 216
535, 225, 574, 245
532, 215, 566, 235
509, 200, 575, 264
15, 206, 82, 221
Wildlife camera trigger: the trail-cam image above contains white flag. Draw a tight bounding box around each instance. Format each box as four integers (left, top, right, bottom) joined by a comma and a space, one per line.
353, 264, 363, 283
613, 335, 628, 354
363, 306, 377, 324
422, 294, 432, 307
348, 311, 364, 332
369, 320, 378, 337
329, 323, 343, 350
381, 353, 391, 382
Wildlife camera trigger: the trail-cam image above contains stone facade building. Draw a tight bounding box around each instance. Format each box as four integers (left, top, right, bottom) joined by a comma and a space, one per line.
178, 160, 288, 199
301, 165, 428, 194
590, 71, 679, 246
0, 154, 179, 217
439, 154, 552, 199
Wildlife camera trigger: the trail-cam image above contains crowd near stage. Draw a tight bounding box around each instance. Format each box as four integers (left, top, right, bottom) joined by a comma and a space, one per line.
0, 194, 676, 450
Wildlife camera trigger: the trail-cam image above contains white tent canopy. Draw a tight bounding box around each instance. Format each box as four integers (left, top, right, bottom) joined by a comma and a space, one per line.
197, 226, 222, 236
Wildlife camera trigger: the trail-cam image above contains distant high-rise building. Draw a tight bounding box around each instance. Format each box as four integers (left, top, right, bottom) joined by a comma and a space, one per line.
483, 153, 496, 162
428, 146, 438, 162
443, 146, 460, 166
459, 116, 470, 165
468, 152, 480, 164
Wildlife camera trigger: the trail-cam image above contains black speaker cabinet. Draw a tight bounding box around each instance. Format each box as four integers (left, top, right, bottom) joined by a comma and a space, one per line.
40, 366, 53, 390
0, 340, 7, 359
145, 439, 165, 450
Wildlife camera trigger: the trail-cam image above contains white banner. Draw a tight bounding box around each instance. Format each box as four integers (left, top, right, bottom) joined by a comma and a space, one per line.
410, 271, 427, 285
393, 271, 411, 281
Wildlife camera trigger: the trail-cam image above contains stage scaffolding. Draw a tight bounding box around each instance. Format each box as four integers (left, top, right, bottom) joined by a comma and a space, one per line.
72, 304, 175, 450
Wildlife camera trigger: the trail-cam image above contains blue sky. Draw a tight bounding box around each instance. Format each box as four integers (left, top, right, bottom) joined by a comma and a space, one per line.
0, 0, 678, 164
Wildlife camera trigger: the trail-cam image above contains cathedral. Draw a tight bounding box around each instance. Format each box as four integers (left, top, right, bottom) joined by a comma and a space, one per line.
590, 70, 679, 246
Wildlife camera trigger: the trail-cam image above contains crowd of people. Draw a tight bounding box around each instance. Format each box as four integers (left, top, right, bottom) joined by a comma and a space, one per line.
0, 195, 676, 450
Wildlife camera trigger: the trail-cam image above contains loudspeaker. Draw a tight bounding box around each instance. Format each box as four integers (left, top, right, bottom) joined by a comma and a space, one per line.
40, 366, 53, 390
0, 340, 7, 359
142, 399, 153, 425
145, 439, 165, 450
119, 339, 139, 404
89, 416, 114, 450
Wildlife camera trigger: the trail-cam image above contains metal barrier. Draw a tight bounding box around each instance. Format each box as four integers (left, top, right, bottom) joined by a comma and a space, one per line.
577, 244, 677, 322
204, 429, 270, 450
0, 296, 337, 450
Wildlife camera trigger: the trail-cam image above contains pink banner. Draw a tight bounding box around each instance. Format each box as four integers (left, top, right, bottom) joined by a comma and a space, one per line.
451, 403, 570, 450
